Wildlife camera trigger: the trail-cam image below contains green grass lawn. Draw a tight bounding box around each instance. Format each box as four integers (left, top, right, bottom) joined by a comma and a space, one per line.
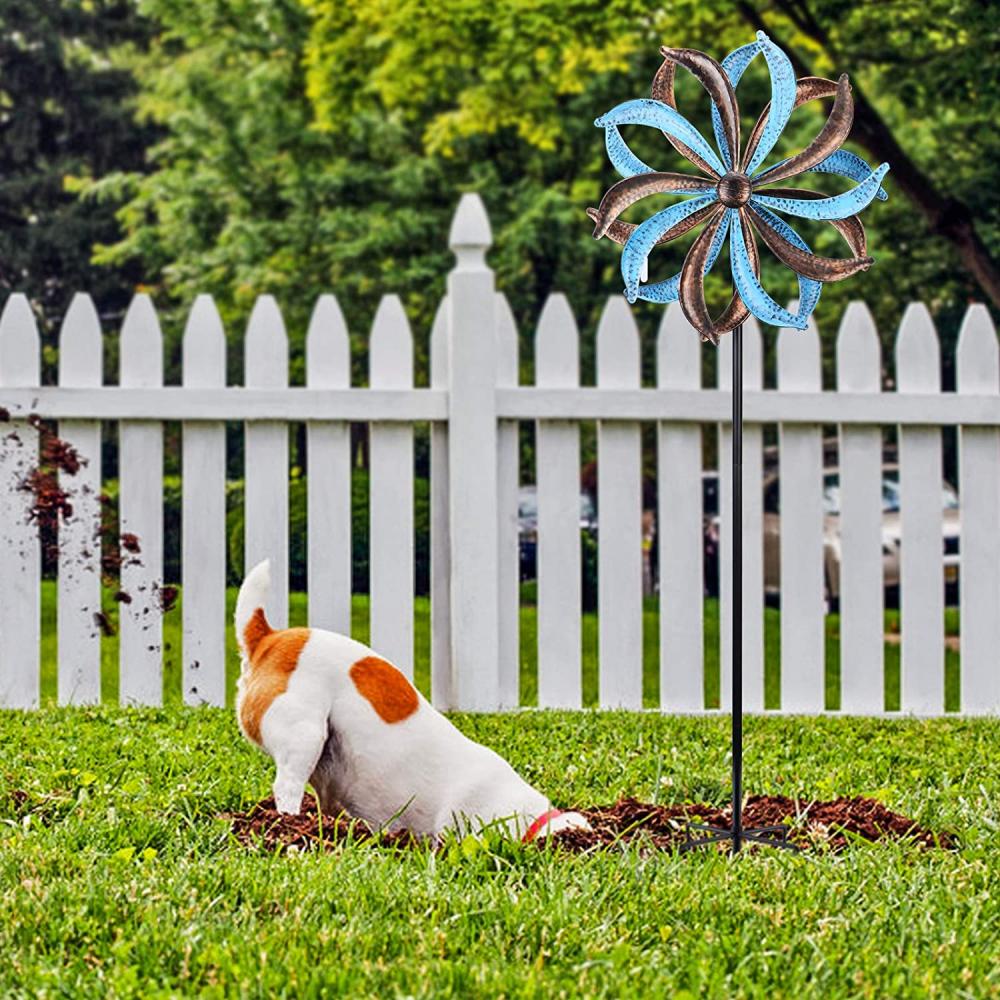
37, 581, 962, 712
1, 708, 996, 998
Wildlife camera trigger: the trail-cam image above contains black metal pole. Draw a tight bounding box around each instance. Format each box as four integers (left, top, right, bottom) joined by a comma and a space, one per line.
731, 320, 743, 854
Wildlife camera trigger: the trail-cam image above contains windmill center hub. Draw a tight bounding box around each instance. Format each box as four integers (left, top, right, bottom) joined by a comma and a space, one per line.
717, 172, 752, 207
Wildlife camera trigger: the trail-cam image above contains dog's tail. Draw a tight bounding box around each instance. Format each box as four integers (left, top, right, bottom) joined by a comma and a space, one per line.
235, 559, 273, 659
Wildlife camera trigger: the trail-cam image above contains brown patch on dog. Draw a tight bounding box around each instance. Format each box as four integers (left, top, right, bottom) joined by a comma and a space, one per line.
349, 656, 418, 723
239, 626, 310, 745
243, 607, 272, 658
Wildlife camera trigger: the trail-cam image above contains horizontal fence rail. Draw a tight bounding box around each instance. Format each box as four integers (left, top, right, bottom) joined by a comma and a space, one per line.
1, 193, 998, 716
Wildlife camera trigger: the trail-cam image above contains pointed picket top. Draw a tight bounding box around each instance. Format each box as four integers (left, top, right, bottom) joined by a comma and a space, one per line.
718, 315, 763, 390
306, 294, 350, 389
245, 295, 288, 388
597, 296, 640, 388
495, 292, 518, 387
777, 302, 820, 391
956, 304, 998, 394
120, 294, 163, 388
370, 294, 412, 388
59, 293, 102, 386
0, 293, 40, 386
182, 295, 226, 389
536, 293, 578, 387
895, 302, 940, 393
836, 301, 881, 392
430, 295, 449, 388
448, 193, 492, 269
656, 302, 699, 390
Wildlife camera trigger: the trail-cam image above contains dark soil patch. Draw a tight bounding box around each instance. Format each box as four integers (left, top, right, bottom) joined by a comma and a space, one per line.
223, 795, 956, 855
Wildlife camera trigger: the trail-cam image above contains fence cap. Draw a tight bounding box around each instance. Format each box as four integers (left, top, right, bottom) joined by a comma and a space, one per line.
449, 193, 492, 268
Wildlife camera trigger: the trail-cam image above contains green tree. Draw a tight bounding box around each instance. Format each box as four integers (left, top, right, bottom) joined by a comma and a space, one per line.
0, 0, 157, 369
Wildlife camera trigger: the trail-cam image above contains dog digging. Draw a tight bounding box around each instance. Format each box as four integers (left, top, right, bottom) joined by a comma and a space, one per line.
222, 794, 956, 855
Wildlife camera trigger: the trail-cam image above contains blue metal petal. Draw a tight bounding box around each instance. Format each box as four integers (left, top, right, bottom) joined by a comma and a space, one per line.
743, 32, 796, 177
621, 193, 719, 302
596, 99, 726, 176
711, 41, 760, 168
803, 149, 889, 201
752, 163, 891, 220
604, 124, 655, 178
729, 208, 809, 330
637, 211, 732, 304
748, 203, 822, 320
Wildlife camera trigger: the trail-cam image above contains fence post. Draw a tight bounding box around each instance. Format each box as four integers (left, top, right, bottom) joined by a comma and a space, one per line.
447, 193, 499, 710
0, 295, 41, 708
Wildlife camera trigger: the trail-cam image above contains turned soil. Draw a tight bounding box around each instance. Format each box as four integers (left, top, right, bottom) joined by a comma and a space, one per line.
222, 794, 956, 855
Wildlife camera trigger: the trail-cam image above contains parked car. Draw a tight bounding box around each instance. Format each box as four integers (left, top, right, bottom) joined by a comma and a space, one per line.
518, 486, 597, 580
703, 466, 960, 607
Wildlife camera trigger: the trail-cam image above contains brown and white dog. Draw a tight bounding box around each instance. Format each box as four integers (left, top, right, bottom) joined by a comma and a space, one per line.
235, 560, 590, 842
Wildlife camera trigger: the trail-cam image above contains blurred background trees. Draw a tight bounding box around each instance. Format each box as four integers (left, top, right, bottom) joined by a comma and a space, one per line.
3, 0, 998, 383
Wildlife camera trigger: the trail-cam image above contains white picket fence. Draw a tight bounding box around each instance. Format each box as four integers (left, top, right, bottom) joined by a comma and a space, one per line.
1, 193, 999, 715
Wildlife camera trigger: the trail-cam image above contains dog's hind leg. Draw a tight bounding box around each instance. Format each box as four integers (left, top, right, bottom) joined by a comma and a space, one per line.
261, 702, 328, 814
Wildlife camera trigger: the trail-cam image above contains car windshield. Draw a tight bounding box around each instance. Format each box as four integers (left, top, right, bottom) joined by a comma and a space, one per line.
822, 472, 959, 514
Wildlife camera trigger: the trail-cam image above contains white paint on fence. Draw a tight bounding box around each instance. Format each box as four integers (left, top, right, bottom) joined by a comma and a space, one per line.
119, 294, 164, 705
1, 194, 997, 717
777, 308, 825, 712
447, 193, 499, 711
182, 294, 227, 706
536, 292, 582, 707
836, 302, 885, 712
244, 295, 289, 628
306, 295, 352, 638
369, 294, 414, 678
57, 294, 103, 705
657, 303, 703, 711
956, 304, 1000, 714
0, 295, 40, 708
496, 293, 520, 709
429, 296, 452, 708
597, 296, 643, 708
718, 317, 765, 711
896, 303, 944, 714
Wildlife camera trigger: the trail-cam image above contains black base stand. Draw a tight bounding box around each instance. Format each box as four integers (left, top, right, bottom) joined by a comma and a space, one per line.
680, 321, 801, 855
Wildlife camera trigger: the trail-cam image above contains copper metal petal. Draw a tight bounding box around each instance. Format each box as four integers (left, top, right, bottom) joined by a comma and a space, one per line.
757, 187, 868, 256
752, 74, 854, 187
748, 207, 873, 281
651, 58, 721, 179
659, 46, 741, 168
741, 76, 838, 173
679, 213, 729, 344
591, 172, 716, 238
586, 202, 720, 247
678, 209, 756, 344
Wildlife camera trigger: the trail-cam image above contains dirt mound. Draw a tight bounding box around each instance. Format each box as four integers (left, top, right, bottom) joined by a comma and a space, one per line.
222, 794, 956, 855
